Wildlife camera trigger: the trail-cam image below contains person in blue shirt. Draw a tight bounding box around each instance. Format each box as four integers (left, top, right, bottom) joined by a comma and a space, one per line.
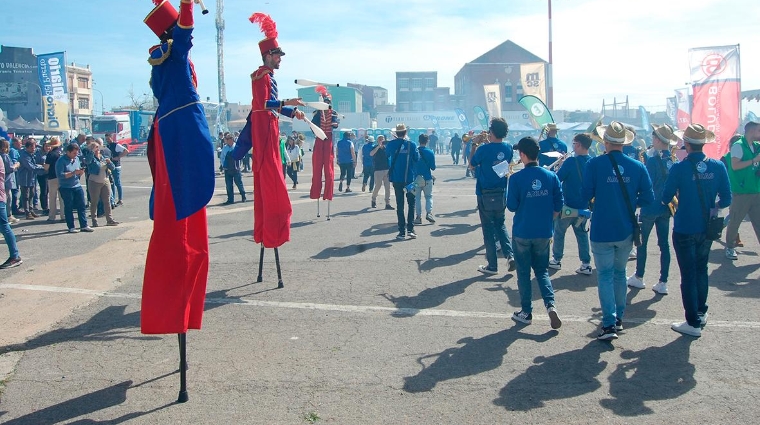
538, 123, 568, 167
507, 136, 564, 329
662, 124, 731, 338
9, 137, 21, 217
550, 133, 593, 276
220, 133, 246, 205
361, 136, 376, 193
414, 134, 436, 224
582, 121, 654, 340
55, 143, 93, 233
470, 118, 515, 273
336, 132, 356, 193
386, 124, 419, 239
627, 124, 679, 294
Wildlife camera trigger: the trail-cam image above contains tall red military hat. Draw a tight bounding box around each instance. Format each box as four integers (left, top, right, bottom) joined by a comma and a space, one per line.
250, 13, 285, 56
144, 0, 179, 39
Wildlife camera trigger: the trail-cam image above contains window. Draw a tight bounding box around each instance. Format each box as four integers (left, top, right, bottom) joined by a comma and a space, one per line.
424, 78, 435, 89
77, 77, 89, 89
412, 78, 422, 90
516, 83, 524, 97
337, 100, 351, 113
397, 102, 409, 111
398, 78, 409, 90
78, 96, 90, 110
425, 101, 434, 111
411, 101, 423, 111
504, 82, 513, 102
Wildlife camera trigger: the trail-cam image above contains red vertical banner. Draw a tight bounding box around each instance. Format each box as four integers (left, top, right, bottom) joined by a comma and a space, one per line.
689, 45, 741, 158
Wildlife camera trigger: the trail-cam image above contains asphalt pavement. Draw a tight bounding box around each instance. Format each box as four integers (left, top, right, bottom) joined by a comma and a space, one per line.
1, 152, 760, 424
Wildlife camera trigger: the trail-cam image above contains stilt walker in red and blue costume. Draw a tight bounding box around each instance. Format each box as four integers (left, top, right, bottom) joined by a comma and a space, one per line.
141, 0, 215, 402
233, 13, 304, 288
310, 86, 339, 211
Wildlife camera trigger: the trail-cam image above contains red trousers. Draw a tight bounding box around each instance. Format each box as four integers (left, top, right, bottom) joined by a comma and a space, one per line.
310, 137, 335, 200
142, 122, 209, 334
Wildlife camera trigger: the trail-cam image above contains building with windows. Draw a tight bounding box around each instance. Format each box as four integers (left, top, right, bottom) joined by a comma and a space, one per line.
395, 71, 438, 112
347, 83, 388, 118
67, 62, 93, 130
296, 85, 363, 115
454, 40, 547, 125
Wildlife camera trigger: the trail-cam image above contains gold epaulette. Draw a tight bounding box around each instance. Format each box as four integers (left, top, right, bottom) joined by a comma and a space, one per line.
147, 40, 173, 66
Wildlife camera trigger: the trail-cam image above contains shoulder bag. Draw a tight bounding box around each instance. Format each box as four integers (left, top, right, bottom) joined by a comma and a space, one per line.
689, 159, 723, 240
608, 153, 642, 246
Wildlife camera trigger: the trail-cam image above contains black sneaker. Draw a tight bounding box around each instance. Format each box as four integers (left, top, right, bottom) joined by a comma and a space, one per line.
507, 256, 516, 272
597, 326, 618, 340
0, 257, 22, 269
396, 233, 405, 240
512, 310, 532, 325
385, 204, 394, 210
615, 319, 623, 332
338, 182, 343, 192
371, 201, 377, 208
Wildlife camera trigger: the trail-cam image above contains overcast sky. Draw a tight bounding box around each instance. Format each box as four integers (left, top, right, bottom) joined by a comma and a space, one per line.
4, 0, 760, 114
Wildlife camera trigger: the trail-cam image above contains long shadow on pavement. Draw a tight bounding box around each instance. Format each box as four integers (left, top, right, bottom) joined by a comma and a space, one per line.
312, 240, 392, 259
708, 260, 760, 298
415, 246, 482, 272
435, 208, 477, 218
360, 223, 398, 238
623, 288, 661, 330
404, 325, 557, 393
0, 380, 174, 425
600, 337, 696, 416
429, 223, 479, 237
0, 305, 160, 354
493, 341, 614, 411
382, 274, 506, 316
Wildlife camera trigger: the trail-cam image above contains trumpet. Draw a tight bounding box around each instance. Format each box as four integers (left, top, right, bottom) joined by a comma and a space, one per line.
544, 152, 570, 172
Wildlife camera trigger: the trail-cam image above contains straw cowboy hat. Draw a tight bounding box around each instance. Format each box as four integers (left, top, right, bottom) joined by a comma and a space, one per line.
682, 123, 715, 144
394, 123, 408, 132
44, 137, 62, 149
544, 123, 558, 132
651, 123, 680, 146
595, 121, 634, 145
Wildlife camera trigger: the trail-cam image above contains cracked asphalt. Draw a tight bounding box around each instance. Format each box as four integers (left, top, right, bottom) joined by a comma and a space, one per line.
1, 152, 760, 424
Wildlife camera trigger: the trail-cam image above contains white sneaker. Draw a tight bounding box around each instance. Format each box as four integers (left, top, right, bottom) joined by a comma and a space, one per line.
547, 306, 562, 330
652, 281, 668, 295
575, 263, 592, 275
671, 321, 702, 337
548, 258, 561, 270
628, 248, 637, 260
725, 248, 738, 260
626, 275, 645, 289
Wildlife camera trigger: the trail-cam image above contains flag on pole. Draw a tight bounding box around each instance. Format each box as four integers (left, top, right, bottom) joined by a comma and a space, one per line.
675, 88, 691, 131
454, 108, 470, 132
518, 95, 554, 129
520, 62, 547, 103
483, 84, 502, 123
688, 44, 741, 158
665, 97, 678, 126
37, 52, 71, 131
473, 106, 489, 130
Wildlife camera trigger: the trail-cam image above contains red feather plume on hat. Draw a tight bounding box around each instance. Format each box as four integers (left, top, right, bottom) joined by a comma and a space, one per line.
249, 13, 278, 39
315, 85, 331, 100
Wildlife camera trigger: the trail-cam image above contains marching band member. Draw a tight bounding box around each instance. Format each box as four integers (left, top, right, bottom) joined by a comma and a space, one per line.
627, 124, 680, 294
538, 123, 568, 167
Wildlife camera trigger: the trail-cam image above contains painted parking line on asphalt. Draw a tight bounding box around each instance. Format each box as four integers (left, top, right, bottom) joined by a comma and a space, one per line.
2, 283, 758, 329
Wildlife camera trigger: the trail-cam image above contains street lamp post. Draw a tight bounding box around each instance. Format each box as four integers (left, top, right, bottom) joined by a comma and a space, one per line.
92, 88, 105, 115
547, 0, 554, 110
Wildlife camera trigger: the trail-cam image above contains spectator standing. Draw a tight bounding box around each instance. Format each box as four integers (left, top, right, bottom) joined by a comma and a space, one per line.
724, 121, 760, 260
17, 140, 44, 220
34, 141, 49, 215
414, 134, 436, 224
370, 135, 393, 210
336, 131, 356, 193
450, 133, 462, 165
56, 143, 93, 233
84, 141, 119, 227
285, 136, 302, 190
361, 136, 376, 192
44, 137, 64, 222
386, 124, 419, 239
220, 134, 246, 204
106, 132, 128, 206
0, 145, 21, 269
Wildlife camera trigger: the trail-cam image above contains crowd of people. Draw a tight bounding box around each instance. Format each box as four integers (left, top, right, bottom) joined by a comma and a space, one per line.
0, 132, 127, 268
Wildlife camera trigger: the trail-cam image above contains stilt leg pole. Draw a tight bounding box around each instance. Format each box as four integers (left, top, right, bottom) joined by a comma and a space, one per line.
256, 244, 264, 283
317, 199, 321, 217
274, 247, 284, 289
177, 332, 188, 403
327, 200, 331, 221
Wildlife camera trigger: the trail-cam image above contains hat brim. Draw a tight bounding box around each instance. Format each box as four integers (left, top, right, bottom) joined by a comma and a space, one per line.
266, 48, 285, 56
650, 124, 679, 146
683, 131, 716, 144
596, 125, 634, 145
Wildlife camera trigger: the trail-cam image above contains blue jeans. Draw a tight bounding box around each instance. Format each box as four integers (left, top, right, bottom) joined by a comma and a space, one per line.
477, 197, 514, 270
59, 186, 88, 230
339, 163, 354, 187
635, 212, 671, 282
111, 167, 123, 201
393, 182, 415, 234
552, 216, 591, 264
225, 170, 246, 202
0, 201, 18, 259
672, 232, 711, 328
591, 236, 633, 328
362, 165, 375, 191
415, 180, 433, 215
513, 237, 555, 314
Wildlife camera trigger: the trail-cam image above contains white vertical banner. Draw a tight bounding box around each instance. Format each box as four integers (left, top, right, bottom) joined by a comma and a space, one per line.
520, 62, 547, 103
483, 84, 501, 122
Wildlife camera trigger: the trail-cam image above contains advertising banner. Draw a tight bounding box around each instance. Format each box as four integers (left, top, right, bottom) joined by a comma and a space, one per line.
639, 106, 650, 132
518, 95, 554, 129
454, 108, 470, 132
483, 84, 501, 124
472, 106, 489, 130
675, 88, 691, 131
520, 62, 547, 103
688, 44, 741, 158
665, 97, 677, 126
37, 52, 70, 131
377, 112, 460, 129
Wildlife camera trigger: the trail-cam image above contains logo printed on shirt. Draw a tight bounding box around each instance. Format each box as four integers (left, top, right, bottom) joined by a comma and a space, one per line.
531, 179, 543, 191
497, 152, 505, 161
696, 161, 707, 173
